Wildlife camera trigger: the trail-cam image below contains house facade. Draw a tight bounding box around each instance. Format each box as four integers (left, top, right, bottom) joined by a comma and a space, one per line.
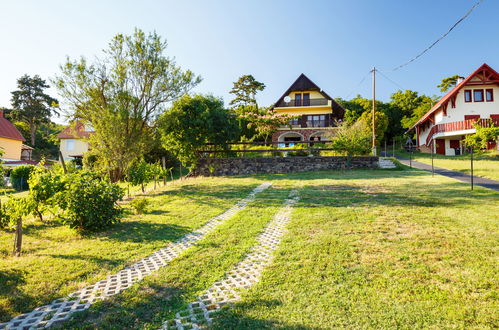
271, 74, 345, 144
56, 121, 92, 162
0, 109, 25, 161
413, 63, 499, 155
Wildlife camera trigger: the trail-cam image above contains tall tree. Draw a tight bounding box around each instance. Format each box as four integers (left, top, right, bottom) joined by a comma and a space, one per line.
437, 75, 464, 92
54, 29, 201, 181
158, 94, 239, 167
229, 75, 265, 109
10, 75, 59, 146
240, 108, 294, 144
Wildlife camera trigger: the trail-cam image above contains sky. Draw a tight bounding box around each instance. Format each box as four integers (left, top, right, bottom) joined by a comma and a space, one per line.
0, 0, 497, 124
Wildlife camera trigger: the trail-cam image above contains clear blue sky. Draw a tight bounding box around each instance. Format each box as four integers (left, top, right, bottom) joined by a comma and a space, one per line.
0, 0, 497, 123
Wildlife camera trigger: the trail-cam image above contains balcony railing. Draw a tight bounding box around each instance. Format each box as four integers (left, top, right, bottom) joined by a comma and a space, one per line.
275, 98, 329, 107
425, 118, 499, 146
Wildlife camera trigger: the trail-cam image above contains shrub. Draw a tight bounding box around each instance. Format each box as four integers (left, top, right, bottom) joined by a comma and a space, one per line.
129, 197, 149, 214
57, 171, 124, 233
28, 167, 65, 222
10, 165, 36, 190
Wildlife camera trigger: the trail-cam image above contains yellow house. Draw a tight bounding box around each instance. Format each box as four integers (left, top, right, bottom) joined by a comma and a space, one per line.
271, 73, 345, 143
0, 109, 25, 161
56, 121, 92, 162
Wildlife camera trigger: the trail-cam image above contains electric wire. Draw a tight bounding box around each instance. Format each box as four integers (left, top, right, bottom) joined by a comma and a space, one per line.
345, 70, 371, 99
377, 70, 405, 90
389, 0, 484, 71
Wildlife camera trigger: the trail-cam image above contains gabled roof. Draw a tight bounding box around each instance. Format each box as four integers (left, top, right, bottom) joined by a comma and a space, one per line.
56, 120, 92, 139
0, 116, 25, 141
412, 63, 499, 129
273, 73, 345, 115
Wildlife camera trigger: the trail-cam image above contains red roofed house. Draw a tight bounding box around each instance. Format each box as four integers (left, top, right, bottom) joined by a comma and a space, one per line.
56, 120, 93, 162
412, 63, 499, 155
0, 109, 26, 161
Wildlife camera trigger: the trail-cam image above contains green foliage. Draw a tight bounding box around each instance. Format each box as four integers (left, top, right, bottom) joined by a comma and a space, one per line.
358, 110, 389, 145
128, 159, 151, 188
327, 121, 371, 157
391, 90, 437, 130
27, 166, 65, 221
54, 28, 201, 181
129, 197, 149, 215
464, 122, 499, 149
437, 75, 464, 92
240, 108, 294, 143
10, 165, 36, 191
10, 75, 59, 147
158, 94, 239, 167
56, 172, 124, 233
229, 75, 265, 109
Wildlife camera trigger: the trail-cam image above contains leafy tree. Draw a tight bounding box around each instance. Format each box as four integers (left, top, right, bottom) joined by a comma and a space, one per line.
128, 159, 152, 193
27, 166, 65, 222
437, 75, 464, 92
464, 122, 499, 149
229, 75, 265, 109
53, 29, 201, 181
327, 121, 371, 162
12, 120, 64, 159
358, 110, 389, 146
390, 90, 437, 130
158, 94, 239, 168
10, 75, 59, 146
3, 196, 34, 256
240, 108, 294, 144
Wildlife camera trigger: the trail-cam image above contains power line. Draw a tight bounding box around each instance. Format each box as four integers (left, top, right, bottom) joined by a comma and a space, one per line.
377, 70, 405, 90
390, 0, 484, 71
345, 70, 371, 99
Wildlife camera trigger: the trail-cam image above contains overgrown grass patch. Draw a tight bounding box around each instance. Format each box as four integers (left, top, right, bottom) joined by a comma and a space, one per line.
61, 183, 292, 329
0, 176, 263, 322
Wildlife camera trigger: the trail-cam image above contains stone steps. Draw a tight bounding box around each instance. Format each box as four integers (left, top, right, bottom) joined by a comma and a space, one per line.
379, 158, 397, 169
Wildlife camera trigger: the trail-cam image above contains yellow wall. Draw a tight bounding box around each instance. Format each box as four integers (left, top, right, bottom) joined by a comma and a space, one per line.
288, 90, 324, 99
274, 89, 333, 116
0, 137, 22, 160
59, 138, 89, 161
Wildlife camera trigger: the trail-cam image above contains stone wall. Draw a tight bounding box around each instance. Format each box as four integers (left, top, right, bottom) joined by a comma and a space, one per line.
192, 156, 379, 176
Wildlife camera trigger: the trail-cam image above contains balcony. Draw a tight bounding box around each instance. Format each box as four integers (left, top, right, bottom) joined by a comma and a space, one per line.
425, 118, 499, 145
275, 98, 329, 108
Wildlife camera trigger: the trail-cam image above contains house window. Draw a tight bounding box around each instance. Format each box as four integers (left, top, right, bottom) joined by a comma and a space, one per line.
307, 115, 326, 127
303, 93, 310, 106
473, 89, 484, 102
66, 139, 75, 151
289, 118, 299, 126
486, 89, 494, 102
464, 90, 472, 102
294, 93, 302, 106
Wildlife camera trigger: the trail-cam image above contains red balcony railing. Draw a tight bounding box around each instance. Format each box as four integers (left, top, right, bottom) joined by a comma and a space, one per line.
425, 118, 499, 146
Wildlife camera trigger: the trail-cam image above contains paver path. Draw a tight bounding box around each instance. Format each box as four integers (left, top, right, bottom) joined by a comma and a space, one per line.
162, 189, 300, 329
0, 182, 272, 330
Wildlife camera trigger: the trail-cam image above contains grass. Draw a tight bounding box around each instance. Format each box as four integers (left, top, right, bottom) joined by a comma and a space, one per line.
0, 176, 264, 322
396, 149, 499, 181
58, 169, 498, 329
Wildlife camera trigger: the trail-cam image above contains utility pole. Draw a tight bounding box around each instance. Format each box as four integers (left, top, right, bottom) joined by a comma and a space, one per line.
372, 67, 377, 156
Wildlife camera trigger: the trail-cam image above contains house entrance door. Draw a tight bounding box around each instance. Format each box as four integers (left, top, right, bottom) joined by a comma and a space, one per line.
435, 139, 445, 155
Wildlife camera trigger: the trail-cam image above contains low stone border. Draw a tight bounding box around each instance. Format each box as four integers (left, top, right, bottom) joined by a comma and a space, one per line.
161, 189, 300, 329
0, 182, 272, 330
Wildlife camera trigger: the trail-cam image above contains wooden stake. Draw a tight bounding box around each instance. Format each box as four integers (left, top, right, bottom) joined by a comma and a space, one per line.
59, 151, 67, 174
13, 218, 22, 257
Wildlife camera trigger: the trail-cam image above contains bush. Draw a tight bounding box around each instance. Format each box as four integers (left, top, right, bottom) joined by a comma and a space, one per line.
129, 197, 149, 214
10, 165, 36, 190
28, 167, 65, 222
57, 171, 124, 233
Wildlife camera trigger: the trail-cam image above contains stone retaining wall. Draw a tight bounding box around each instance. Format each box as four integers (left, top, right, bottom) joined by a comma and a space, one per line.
193, 156, 379, 176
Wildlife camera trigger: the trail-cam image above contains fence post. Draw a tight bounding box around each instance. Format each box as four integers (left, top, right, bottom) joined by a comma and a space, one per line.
470, 146, 474, 191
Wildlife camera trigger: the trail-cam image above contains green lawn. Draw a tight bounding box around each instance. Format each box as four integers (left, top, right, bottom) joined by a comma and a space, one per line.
396, 149, 499, 181
0, 176, 265, 322
56, 169, 498, 329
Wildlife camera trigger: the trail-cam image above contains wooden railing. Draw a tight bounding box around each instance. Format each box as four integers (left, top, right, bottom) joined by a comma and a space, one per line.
425, 118, 499, 145
275, 98, 329, 107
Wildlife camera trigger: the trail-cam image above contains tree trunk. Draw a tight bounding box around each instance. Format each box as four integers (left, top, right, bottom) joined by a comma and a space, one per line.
30, 122, 36, 146
13, 218, 22, 257
141, 183, 145, 193
35, 207, 44, 222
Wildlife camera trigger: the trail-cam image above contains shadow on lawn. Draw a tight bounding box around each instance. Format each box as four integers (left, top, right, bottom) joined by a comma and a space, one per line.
104, 222, 191, 244
0, 269, 36, 323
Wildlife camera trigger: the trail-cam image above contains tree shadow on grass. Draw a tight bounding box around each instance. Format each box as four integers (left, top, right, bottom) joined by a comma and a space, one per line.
102, 222, 191, 244
0, 269, 36, 323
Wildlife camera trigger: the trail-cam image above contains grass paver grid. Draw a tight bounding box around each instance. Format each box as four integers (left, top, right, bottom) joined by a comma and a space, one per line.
162, 189, 299, 329
0, 182, 271, 330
